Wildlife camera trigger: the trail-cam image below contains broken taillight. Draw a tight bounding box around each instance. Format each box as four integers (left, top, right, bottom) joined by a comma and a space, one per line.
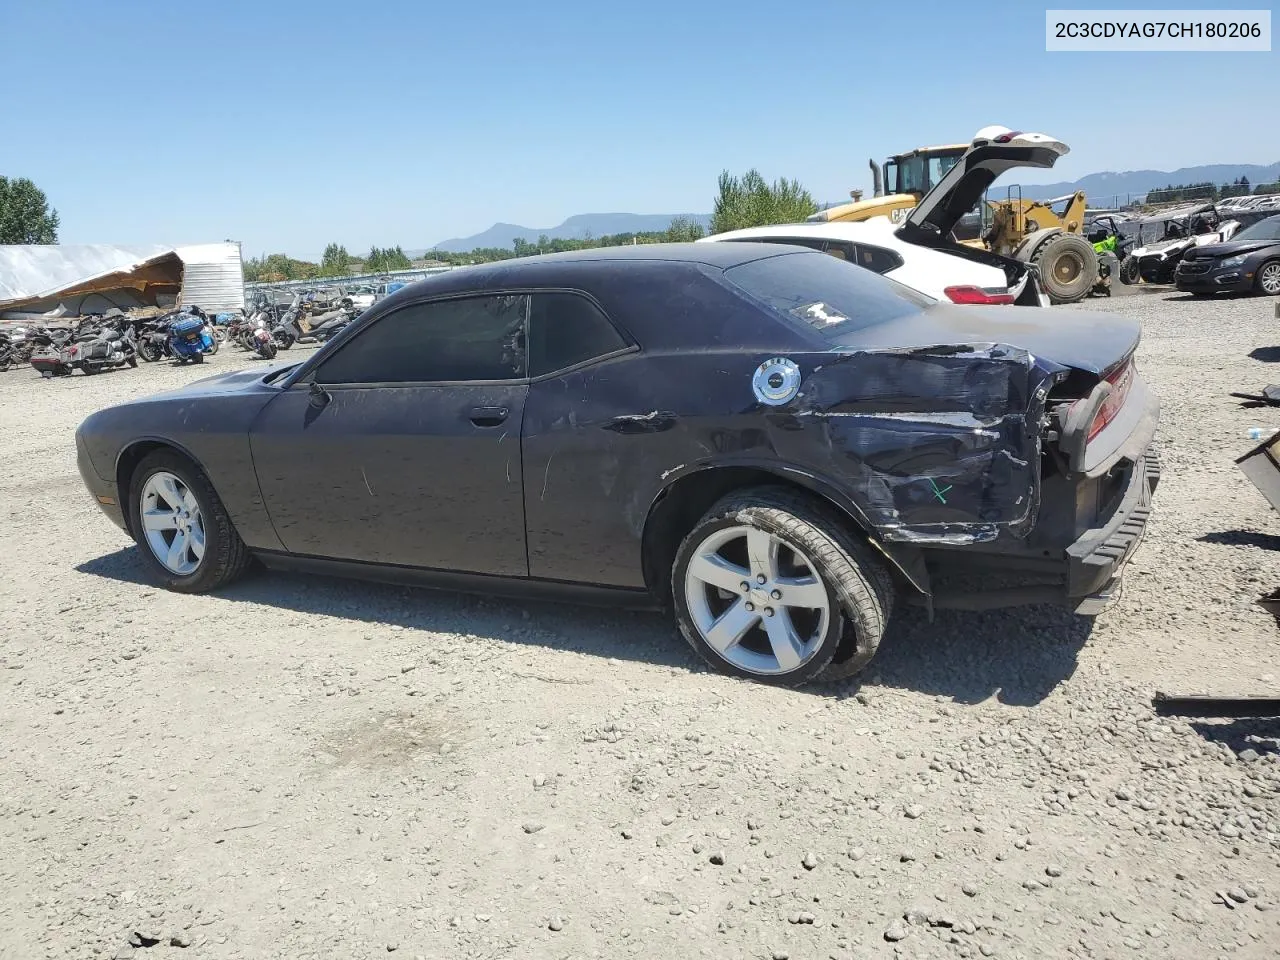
1071, 359, 1135, 442
943, 285, 1015, 305
993, 131, 1023, 143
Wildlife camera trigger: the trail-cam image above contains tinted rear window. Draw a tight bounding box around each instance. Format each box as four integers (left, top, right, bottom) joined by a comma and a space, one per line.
722, 250, 933, 341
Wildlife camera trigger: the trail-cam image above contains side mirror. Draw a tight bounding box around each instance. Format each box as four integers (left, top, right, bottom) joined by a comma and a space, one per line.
309, 380, 331, 409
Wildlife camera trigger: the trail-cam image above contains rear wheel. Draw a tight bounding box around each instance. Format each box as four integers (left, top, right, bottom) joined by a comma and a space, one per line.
672, 487, 895, 686
1029, 233, 1098, 303
1256, 260, 1280, 296
127, 450, 252, 593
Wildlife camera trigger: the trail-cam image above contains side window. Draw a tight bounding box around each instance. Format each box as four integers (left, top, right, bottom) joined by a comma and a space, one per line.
316, 294, 528, 384
528, 292, 627, 377
850, 243, 904, 274
822, 241, 855, 262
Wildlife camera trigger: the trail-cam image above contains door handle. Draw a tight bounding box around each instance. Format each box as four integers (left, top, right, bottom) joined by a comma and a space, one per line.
468, 405, 509, 427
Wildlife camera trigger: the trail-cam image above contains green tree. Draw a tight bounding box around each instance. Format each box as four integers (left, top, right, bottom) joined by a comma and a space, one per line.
710, 170, 817, 235
365, 245, 412, 273
665, 216, 706, 242
0, 176, 60, 243
319, 242, 352, 277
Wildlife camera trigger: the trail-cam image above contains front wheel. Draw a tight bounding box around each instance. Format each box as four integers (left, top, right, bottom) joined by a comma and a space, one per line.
1029, 233, 1098, 303
671, 487, 895, 686
1119, 256, 1140, 285
127, 450, 253, 593
1256, 260, 1280, 297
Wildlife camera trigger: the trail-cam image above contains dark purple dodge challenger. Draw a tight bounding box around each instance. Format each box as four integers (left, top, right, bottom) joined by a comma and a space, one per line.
76, 242, 1158, 685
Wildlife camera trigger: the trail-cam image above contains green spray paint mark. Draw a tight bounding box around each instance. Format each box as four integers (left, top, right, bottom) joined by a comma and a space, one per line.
928, 478, 953, 504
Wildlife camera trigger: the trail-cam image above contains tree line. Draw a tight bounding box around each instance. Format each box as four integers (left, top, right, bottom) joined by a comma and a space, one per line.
9, 164, 1280, 277
1145, 175, 1280, 204
240, 171, 818, 281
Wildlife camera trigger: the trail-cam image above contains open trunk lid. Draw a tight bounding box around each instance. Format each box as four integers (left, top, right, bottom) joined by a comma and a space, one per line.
893, 127, 1068, 304
900, 127, 1070, 238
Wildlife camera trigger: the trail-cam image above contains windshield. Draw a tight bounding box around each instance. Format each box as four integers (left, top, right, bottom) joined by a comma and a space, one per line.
1232, 216, 1280, 242
722, 250, 933, 343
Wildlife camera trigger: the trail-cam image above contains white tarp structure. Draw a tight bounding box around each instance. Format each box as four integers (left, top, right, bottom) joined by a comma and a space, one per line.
0, 242, 244, 317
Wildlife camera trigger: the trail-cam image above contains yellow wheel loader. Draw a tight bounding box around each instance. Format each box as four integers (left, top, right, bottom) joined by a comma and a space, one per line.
810, 135, 1099, 303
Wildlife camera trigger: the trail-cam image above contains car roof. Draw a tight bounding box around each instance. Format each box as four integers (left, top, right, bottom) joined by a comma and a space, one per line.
378, 242, 808, 302
497, 241, 787, 269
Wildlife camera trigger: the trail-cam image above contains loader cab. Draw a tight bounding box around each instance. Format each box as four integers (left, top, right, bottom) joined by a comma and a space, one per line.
881, 145, 968, 199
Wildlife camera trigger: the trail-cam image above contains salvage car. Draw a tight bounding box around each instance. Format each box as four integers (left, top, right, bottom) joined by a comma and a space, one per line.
697, 218, 1037, 305
1175, 214, 1280, 297
76, 243, 1159, 687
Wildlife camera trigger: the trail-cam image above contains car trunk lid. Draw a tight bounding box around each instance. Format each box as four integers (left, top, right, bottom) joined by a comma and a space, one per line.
900, 127, 1070, 239
827, 302, 1139, 377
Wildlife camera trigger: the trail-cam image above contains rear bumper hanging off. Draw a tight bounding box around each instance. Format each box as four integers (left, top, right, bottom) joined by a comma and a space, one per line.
1067, 449, 1161, 614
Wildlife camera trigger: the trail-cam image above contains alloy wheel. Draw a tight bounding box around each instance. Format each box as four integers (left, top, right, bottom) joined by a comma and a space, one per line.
139, 471, 206, 575
683, 525, 831, 676
1260, 263, 1280, 295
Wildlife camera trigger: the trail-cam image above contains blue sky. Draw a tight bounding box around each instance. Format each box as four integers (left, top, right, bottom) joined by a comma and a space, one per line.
1, 0, 1275, 259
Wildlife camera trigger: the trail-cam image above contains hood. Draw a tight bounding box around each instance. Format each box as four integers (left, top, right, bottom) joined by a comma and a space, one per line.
902, 127, 1069, 238
1134, 237, 1191, 257
142, 362, 300, 402
1186, 238, 1280, 260
829, 302, 1138, 376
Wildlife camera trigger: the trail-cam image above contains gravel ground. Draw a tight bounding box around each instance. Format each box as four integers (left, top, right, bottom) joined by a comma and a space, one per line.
2, 293, 1280, 960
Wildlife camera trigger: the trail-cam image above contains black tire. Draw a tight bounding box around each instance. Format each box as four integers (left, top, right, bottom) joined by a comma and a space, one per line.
191, 352, 204, 364
127, 449, 253, 593
126, 353, 138, 368
138, 342, 161, 362
671, 486, 895, 687
1119, 256, 1140, 285
1255, 259, 1280, 297
206, 335, 219, 356
1029, 233, 1098, 304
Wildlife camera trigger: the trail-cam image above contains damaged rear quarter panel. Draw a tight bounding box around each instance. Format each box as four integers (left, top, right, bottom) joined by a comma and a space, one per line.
778, 344, 1063, 545
523, 341, 1062, 589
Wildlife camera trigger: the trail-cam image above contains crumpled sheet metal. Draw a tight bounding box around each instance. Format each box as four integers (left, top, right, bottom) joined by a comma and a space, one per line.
785, 343, 1060, 545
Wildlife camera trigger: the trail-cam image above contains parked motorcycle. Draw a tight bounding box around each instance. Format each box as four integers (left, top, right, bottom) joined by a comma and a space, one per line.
168, 312, 216, 364
30, 317, 137, 377
249, 325, 279, 360
282, 294, 358, 345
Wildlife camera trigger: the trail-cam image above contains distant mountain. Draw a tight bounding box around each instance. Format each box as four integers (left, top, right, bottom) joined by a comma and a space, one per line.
426, 212, 713, 254
1018, 161, 1280, 202
418, 162, 1280, 255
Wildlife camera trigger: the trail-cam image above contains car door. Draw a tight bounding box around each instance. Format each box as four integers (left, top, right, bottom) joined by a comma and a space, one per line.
520, 291, 638, 585
249, 293, 531, 576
